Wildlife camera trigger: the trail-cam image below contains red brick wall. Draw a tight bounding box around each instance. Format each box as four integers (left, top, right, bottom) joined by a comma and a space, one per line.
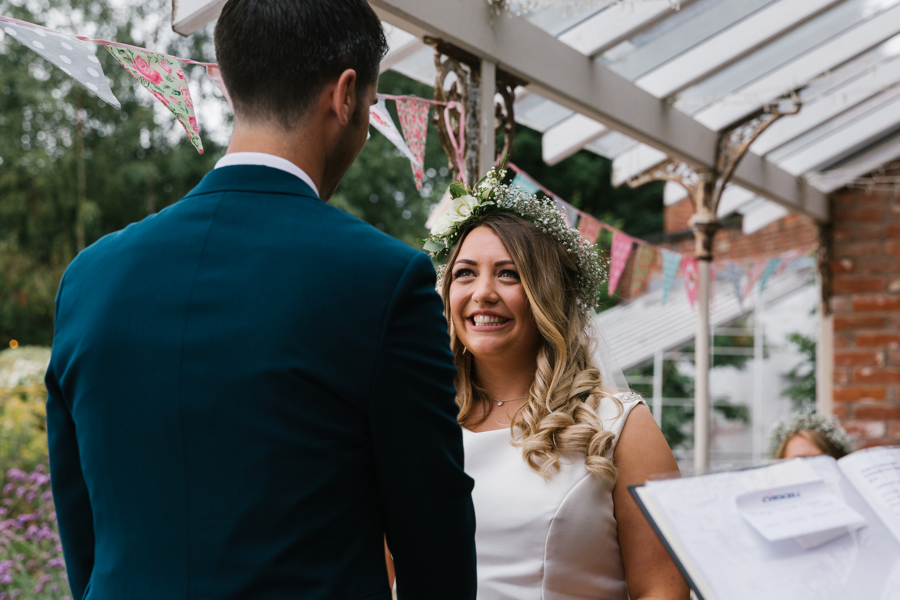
662, 198, 819, 259
829, 187, 900, 447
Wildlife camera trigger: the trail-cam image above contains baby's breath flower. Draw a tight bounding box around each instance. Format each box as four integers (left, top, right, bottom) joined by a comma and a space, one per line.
422, 164, 609, 314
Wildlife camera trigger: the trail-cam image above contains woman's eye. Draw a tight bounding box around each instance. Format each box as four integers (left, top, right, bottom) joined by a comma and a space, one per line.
453, 268, 475, 279
499, 269, 520, 279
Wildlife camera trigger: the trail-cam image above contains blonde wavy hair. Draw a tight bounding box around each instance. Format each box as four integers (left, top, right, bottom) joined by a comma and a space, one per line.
441, 212, 622, 483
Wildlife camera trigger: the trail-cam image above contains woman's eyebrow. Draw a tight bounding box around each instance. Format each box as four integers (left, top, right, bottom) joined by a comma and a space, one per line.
495, 260, 515, 267
453, 259, 477, 266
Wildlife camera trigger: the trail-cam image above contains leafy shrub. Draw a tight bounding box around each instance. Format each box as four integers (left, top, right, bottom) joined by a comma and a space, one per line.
0, 347, 51, 480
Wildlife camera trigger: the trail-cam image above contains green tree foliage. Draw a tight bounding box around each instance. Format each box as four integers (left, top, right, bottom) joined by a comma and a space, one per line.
783, 331, 816, 411
0, 1, 664, 349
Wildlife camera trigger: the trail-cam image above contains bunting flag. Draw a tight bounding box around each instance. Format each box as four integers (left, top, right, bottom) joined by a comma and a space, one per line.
741, 260, 767, 300
608, 231, 634, 296
2, 21, 120, 108
395, 98, 430, 190
205, 64, 232, 109
722, 262, 745, 308
369, 98, 418, 165
554, 196, 579, 227
682, 257, 700, 308
105, 45, 203, 153
758, 257, 781, 294
630, 244, 655, 297
578, 212, 603, 245
511, 172, 540, 195
661, 250, 682, 306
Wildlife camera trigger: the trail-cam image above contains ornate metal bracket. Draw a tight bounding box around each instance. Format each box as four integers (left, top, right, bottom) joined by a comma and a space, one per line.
426, 38, 522, 185
625, 89, 803, 258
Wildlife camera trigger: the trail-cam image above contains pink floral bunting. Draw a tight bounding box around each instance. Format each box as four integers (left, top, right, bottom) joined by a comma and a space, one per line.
396, 98, 430, 190
630, 244, 655, 297
105, 45, 203, 154
682, 257, 700, 308
578, 213, 602, 245
608, 231, 634, 296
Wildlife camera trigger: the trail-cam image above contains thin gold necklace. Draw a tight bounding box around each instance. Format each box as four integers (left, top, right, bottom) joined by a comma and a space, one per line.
491, 395, 527, 406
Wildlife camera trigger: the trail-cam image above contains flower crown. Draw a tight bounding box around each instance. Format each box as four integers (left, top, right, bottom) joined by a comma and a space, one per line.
421, 160, 608, 313
766, 410, 856, 458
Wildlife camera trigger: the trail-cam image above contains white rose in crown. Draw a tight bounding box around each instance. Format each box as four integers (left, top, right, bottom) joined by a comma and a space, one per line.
430, 212, 455, 236
447, 195, 480, 223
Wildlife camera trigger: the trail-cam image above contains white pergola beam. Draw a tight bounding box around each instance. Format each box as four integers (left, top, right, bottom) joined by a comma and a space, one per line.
542, 114, 607, 165
380, 27, 424, 73
558, 0, 690, 58
695, 3, 900, 131
637, 0, 843, 99
753, 60, 900, 155
809, 133, 900, 193
779, 94, 900, 175
171, 0, 829, 222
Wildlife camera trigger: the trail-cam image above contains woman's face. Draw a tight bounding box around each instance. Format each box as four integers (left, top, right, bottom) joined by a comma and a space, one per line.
782, 433, 825, 459
449, 226, 542, 364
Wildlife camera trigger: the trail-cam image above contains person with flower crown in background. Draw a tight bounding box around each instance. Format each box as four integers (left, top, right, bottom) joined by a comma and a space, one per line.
386, 164, 690, 599
768, 410, 855, 460
44, 1, 476, 599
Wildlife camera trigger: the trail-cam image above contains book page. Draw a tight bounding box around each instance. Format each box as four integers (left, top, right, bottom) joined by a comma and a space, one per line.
642, 456, 900, 600
838, 447, 900, 543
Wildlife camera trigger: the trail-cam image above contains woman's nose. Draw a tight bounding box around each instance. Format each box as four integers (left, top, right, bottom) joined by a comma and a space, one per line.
472, 276, 499, 304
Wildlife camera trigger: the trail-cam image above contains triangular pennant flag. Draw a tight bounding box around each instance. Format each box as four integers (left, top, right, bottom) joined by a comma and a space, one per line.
395, 98, 430, 191
723, 262, 745, 308
554, 196, 579, 227
758, 257, 781, 294
2, 22, 120, 108
206, 64, 233, 109
511, 172, 540, 195
369, 98, 417, 165
578, 213, 602, 245
608, 231, 634, 296
661, 250, 682, 306
776, 248, 805, 275
742, 260, 767, 300
630, 244, 655, 297
105, 45, 203, 153
682, 257, 700, 308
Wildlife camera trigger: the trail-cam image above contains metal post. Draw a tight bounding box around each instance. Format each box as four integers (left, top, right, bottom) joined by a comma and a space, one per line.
694, 258, 712, 475
478, 59, 496, 178
652, 349, 664, 427
752, 290, 765, 462
816, 270, 834, 416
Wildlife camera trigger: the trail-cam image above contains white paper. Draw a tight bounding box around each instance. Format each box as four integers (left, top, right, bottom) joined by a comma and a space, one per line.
643, 455, 900, 600
839, 447, 900, 543
738, 459, 823, 492
736, 480, 867, 543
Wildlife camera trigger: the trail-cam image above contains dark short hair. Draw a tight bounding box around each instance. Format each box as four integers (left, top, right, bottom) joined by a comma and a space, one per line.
214, 0, 388, 126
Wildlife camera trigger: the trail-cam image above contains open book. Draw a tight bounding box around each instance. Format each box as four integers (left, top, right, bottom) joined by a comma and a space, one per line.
630, 447, 900, 600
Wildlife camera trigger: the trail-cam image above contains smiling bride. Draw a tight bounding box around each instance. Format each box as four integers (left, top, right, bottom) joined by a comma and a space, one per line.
422, 166, 689, 600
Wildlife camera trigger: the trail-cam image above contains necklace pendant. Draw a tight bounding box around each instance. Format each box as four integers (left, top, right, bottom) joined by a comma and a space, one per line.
497, 401, 504, 406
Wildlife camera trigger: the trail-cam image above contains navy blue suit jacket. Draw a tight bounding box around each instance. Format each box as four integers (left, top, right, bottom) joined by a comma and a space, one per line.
46, 165, 477, 600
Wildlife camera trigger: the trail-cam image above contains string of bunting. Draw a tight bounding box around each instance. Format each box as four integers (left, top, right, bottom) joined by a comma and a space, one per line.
506, 162, 817, 309
0, 14, 446, 171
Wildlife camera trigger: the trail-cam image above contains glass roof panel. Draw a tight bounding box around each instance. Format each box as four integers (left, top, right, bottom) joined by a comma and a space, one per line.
768, 85, 900, 162
598, 0, 776, 81
674, 0, 900, 115
584, 131, 638, 159
513, 95, 573, 132
522, 3, 605, 36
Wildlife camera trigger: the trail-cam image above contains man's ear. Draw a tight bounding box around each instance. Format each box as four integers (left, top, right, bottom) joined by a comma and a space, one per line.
332, 69, 358, 126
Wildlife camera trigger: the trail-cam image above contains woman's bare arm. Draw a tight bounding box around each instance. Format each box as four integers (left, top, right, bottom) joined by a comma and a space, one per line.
613, 404, 689, 600
385, 538, 395, 589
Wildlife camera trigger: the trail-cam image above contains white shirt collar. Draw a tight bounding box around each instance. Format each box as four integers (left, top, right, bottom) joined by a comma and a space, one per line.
214, 152, 320, 198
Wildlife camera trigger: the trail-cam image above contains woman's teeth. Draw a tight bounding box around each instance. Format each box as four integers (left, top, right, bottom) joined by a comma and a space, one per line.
473, 315, 509, 326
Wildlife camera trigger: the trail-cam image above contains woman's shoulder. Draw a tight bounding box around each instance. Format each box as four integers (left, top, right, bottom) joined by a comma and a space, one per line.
596, 390, 646, 434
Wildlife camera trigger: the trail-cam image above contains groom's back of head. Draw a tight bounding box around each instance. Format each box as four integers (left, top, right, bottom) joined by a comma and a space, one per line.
214, 0, 387, 128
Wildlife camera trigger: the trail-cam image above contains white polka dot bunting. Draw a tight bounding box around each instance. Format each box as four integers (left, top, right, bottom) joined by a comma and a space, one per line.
2, 21, 119, 109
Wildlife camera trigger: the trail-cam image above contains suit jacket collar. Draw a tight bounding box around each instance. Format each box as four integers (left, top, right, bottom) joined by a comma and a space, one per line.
185, 165, 321, 202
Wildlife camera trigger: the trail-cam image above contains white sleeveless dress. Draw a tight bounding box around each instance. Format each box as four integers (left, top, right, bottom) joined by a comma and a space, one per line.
462, 392, 644, 600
